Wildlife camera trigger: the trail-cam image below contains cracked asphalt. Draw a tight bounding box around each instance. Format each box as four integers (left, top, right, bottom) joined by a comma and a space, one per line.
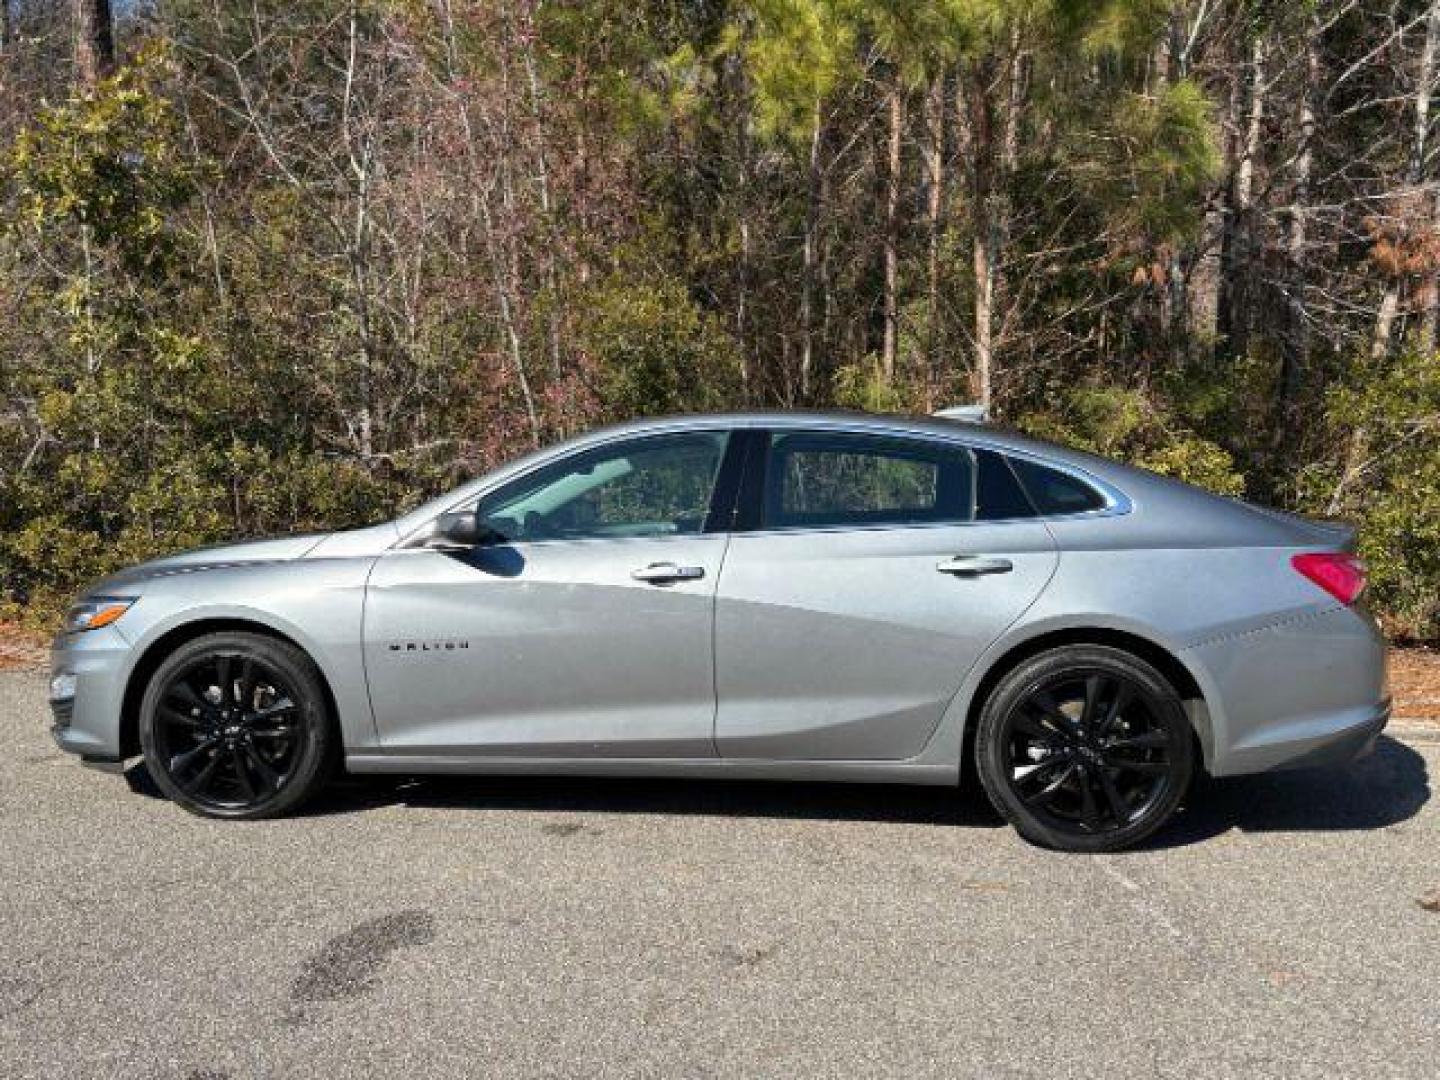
2, 671, 1438, 1078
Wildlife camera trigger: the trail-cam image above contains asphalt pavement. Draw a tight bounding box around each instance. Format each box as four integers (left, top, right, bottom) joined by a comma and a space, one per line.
2, 671, 1437, 1079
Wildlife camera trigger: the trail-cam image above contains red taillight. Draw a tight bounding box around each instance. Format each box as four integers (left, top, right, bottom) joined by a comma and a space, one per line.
1291, 552, 1367, 605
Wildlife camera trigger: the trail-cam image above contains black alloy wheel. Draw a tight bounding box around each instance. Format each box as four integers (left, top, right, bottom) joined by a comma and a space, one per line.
976, 645, 1194, 852
140, 632, 333, 818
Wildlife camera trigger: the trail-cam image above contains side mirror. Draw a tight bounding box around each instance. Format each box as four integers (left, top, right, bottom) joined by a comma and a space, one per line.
425, 511, 496, 549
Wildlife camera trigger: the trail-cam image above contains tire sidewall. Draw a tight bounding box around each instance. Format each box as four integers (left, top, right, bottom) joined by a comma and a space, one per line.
139, 632, 332, 819
975, 645, 1194, 853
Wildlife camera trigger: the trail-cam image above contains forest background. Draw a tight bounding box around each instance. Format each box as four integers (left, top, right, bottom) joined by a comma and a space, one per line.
2, 0, 1438, 640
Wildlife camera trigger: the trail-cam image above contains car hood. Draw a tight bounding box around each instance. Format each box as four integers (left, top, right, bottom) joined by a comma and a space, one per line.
84, 533, 330, 595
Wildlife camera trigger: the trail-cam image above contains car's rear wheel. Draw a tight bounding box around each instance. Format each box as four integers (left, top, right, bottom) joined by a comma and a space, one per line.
975, 645, 1194, 852
139, 632, 334, 819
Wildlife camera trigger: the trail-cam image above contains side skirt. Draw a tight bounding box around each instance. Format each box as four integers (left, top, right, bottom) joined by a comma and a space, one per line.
344, 753, 958, 786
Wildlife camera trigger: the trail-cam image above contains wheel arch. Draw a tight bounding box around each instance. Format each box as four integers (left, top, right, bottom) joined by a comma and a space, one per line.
119, 617, 341, 759
957, 625, 1213, 789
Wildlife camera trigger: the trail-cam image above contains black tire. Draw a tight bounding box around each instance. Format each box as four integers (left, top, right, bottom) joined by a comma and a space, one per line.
974, 645, 1193, 853
139, 631, 335, 819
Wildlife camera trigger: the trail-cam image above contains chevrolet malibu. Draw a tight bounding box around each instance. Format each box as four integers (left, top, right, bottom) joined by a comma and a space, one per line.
49, 411, 1389, 851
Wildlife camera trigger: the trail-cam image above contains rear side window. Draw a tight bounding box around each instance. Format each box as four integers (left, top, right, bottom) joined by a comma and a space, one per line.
763, 432, 973, 529
1009, 457, 1108, 516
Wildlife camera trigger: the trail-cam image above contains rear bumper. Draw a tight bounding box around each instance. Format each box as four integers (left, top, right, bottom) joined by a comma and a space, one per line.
1222, 699, 1390, 773
1183, 604, 1391, 777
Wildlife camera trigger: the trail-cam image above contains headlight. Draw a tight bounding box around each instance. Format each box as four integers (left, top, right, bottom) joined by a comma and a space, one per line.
64, 597, 136, 634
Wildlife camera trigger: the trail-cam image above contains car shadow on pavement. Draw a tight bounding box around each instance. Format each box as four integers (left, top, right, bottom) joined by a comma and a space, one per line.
316, 774, 1010, 828
124, 735, 1429, 841
124, 759, 1005, 827
1141, 735, 1431, 850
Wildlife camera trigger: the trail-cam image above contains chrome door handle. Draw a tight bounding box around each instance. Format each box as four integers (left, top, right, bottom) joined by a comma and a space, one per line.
937, 555, 1014, 576
630, 562, 706, 584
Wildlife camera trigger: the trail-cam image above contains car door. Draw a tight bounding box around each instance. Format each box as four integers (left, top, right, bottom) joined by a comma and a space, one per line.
364, 430, 737, 757
714, 428, 1059, 760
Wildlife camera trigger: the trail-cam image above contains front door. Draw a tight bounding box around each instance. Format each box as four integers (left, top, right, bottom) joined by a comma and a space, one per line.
714, 429, 1058, 759
365, 431, 733, 757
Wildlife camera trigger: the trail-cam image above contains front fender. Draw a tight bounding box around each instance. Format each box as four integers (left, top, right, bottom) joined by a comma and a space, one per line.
114, 558, 380, 752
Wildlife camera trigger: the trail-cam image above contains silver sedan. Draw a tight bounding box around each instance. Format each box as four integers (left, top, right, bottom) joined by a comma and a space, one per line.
49, 411, 1389, 851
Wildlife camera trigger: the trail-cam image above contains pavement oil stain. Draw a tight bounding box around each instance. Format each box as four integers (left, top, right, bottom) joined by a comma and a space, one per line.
729, 943, 779, 969
540, 822, 597, 837
290, 910, 436, 1011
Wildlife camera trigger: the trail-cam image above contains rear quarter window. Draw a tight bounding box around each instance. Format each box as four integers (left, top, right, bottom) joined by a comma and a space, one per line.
1009, 457, 1109, 516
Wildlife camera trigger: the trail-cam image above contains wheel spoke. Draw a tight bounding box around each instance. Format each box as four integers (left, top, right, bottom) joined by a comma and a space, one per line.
1013, 711, 1065, 742
159, 706, 204, 730
1022, 762, 1078, 807
1031, 690, 1076, 733
243, 745, 282, 792
177, 749, 221, 794
166, 679, 204, 711
230, 747, 257, 800
1013, 755, 1065, 783
1098, 682, 1134, 737
237, 658, 257, 709
1107, 730, 1168, 752
249, 697, 295, 723
215, 654, 233, 702
1098, 767, 1130, 825
169, 740, 217, 776
1081, 675, 1105, 729
1077, 768, 1101, 830
248, 725, 294, 739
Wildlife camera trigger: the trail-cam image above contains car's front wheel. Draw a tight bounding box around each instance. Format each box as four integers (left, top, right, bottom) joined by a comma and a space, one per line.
139, 631, 334, 818
975, 645, 1194, 852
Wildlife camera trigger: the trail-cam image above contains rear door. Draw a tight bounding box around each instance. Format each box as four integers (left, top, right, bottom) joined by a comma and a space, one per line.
713, 428, 1058, 760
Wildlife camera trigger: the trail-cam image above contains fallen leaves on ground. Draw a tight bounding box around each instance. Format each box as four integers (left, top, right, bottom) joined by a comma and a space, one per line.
0, 621, 47, 672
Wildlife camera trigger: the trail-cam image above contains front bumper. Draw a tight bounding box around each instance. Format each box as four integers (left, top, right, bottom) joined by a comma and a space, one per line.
48, 625, 135, 764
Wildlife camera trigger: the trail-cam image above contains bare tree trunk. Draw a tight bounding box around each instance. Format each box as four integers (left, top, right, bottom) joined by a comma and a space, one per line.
735, 70, 754, 401
972, 217, 996, 413
962, 34, 1024, 416
737, 193, 752, 400
1279, 15, 1320, 427
881, 79, 903, 383
341, 0, 377, 460
800, 99, 823, 401
1373, 0, 1440, 359
1423, 182, 1440, 351
1217, 31, 1266, 363
956, 65, 993, 412
922, 70, 945, 409
516, 1, 562, 384
73, 0, 114, 86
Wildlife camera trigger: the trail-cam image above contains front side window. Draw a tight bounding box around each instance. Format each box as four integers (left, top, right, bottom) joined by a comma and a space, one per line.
478, 432, 728, 542
762, 432, 975, 529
